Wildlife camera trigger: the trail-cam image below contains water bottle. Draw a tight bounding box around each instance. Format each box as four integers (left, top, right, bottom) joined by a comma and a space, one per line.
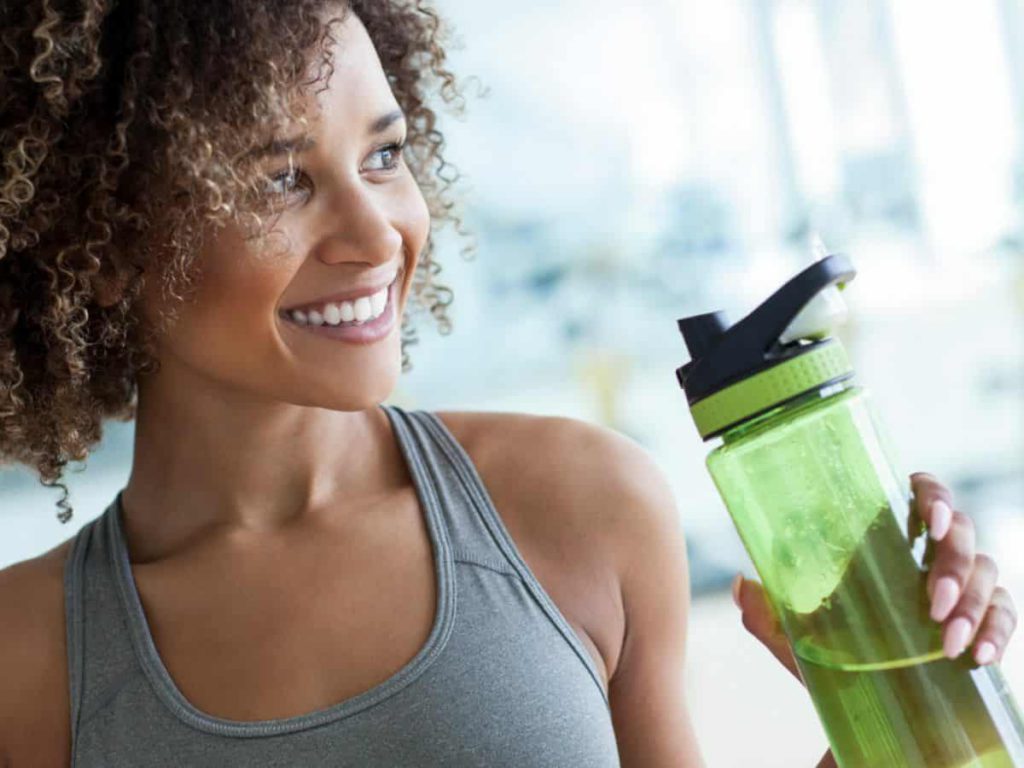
675, 251, 1024, 767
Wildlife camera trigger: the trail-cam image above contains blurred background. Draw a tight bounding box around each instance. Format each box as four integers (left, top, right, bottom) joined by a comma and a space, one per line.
2, 0, 1023, 764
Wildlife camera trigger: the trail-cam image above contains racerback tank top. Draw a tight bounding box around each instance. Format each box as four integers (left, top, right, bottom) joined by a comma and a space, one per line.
63, 404, 621, 766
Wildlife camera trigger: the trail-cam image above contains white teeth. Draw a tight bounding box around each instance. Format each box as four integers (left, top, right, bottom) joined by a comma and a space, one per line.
288, 281, 392, 328
369, 288, 387, 317
353, 296, 371, 322
322, 303, 342, 326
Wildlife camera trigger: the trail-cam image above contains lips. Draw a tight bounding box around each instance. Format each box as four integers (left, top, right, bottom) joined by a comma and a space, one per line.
280, 277, 399, 346
281, 270, 400, 316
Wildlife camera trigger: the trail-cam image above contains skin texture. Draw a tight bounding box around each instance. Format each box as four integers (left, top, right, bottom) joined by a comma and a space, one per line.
0, 10, 1018, 768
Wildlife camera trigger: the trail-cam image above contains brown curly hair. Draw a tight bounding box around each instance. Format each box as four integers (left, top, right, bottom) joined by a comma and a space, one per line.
0, 0, 472, 523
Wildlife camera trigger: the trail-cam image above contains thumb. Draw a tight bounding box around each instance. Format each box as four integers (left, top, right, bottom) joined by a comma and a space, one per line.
732, 573, 802, 683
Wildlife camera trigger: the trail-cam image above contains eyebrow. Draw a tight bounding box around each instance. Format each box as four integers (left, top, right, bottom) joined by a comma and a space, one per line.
369, 109, 406, 135
249, 135, 317, 160
248, 109, 407, 160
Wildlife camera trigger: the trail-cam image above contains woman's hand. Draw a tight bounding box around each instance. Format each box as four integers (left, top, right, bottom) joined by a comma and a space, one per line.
732, 471, 1019, 768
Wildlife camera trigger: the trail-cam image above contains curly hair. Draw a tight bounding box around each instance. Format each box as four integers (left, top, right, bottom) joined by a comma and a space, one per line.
0, 0, 472, 523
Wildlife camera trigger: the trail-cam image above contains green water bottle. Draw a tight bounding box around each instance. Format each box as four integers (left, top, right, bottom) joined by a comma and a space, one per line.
675, 252, 1024, 767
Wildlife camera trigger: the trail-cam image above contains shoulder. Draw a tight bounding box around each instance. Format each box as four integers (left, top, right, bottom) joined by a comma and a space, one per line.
0, 537, 75, 767
433, 409, 683, 554
433, 409, 672, 503
433, 410, 700, 761
434, 410, 701, 762
432, 409, 689, 663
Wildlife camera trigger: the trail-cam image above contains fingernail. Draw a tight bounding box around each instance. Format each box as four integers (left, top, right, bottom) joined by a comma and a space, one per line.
944, 617, 972, 659
937, 577, 958, 626
931, 577, 960, 622
930, 499, 952, 540
731, 573, 743, 609
975, 641, 997, 665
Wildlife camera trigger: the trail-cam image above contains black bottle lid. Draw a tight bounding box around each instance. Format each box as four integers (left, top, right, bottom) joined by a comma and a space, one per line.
676, 253, 857, 420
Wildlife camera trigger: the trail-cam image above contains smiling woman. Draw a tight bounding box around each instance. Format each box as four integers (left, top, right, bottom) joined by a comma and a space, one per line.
0, 2, 640, 766
0, 2, 1018, 768
0, 0, 464, 524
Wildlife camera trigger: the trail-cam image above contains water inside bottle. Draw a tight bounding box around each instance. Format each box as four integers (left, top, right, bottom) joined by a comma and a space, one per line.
784, 505, 1024, 768
794, 648, 1017, 767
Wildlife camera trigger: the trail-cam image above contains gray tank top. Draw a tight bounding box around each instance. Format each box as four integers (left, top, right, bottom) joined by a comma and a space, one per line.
62, 404, 621, 767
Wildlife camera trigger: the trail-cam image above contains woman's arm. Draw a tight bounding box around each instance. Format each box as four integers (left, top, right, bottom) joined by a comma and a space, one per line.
600, 439, 705, 766
518, 418, 707, 765
0, 541, 73, 768
436, 409, 707, 765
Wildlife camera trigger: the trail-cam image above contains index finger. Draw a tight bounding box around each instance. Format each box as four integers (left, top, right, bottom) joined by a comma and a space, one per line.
735, 576, 802, 683
910, 472, 955, 541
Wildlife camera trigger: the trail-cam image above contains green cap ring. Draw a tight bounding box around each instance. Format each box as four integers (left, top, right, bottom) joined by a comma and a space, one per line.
690, 341, 854, 439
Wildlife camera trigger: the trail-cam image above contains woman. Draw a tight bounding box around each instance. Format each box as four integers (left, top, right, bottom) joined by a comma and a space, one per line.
0, 2, 1015, 766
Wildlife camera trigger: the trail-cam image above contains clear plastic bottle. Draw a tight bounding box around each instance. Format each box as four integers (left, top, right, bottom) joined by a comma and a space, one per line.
676, 253, 1024, 767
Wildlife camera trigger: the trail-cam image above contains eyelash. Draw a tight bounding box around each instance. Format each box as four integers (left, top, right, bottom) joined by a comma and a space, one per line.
267, 139, 407, 200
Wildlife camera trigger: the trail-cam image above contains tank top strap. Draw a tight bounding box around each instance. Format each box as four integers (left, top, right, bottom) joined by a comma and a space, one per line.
380, 404, 611, 706
63, 500, 141, 750
380, 404, 520, 578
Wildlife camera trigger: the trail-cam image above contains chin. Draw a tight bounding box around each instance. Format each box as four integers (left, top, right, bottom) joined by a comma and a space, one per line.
300, 355, 402, 412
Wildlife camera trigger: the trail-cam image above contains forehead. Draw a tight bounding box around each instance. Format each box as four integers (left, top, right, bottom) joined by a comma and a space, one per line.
306, 12, 399, 125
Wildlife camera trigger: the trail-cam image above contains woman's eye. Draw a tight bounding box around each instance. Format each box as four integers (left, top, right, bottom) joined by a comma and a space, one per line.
266, 167, 312, 201
262, 141, 405, 202
365, 140, 406, 173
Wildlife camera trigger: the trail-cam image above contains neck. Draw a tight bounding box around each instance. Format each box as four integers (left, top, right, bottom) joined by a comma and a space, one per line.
120, 363, 402, 563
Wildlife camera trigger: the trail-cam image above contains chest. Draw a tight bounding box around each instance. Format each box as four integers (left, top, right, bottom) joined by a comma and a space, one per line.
129, 488, 612, 723
129, 490, 427, 721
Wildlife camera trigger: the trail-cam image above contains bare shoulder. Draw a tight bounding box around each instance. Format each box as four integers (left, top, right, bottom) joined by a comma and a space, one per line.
434, 410, 701, 763
433, 409, 681, 556
0, 536, 75, 767
432, 410, 688, 679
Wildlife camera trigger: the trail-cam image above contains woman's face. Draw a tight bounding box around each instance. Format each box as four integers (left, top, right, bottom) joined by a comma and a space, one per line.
138, 12, 430, 412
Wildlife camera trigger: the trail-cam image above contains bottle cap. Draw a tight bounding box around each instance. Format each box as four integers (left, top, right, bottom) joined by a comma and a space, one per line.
676, 252, 857, 440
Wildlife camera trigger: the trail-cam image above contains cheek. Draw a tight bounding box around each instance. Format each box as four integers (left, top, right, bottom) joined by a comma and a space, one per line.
196, 232, 293, 320
397, 182, 431, 290
409, 185, 431, 247
158, 228, 298, 359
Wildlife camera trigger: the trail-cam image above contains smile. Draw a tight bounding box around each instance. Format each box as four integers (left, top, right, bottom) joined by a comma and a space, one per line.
279, 275, 400, 346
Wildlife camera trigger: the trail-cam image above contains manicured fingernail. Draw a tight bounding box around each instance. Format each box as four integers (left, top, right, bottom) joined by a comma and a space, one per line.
944, 617, 972, 659
931, 577, 960, 622
930, 500, 952, 540
731, 573, 743, 609
975, 641, 997, 665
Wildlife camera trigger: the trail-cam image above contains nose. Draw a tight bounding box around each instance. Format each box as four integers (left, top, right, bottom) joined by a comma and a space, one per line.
312, 183, 403, 268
